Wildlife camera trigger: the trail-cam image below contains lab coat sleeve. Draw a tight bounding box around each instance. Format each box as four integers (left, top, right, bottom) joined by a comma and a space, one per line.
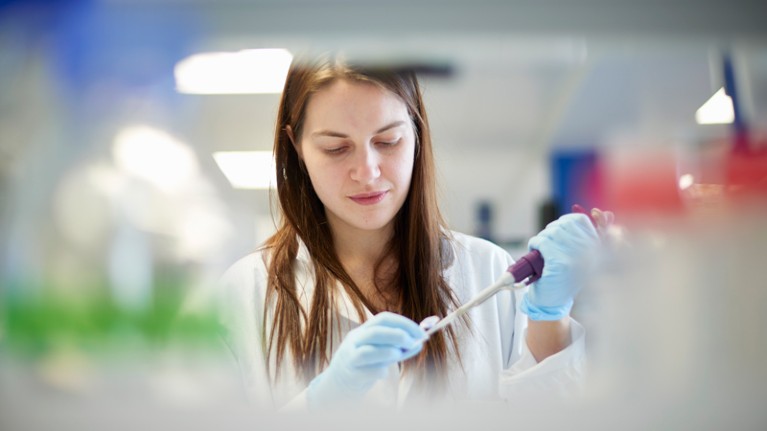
216, 254, 275, 407
498, 286, 586, 400
216, 253, 322, 411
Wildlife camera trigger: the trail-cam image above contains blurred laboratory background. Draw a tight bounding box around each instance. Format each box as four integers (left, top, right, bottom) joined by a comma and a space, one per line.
1, 0, 767, 429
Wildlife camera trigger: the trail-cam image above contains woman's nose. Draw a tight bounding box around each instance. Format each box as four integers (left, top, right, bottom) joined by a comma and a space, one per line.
350, 147, 381, 183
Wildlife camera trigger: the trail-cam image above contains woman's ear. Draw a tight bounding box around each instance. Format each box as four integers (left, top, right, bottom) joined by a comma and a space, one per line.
285, 125, 302, 159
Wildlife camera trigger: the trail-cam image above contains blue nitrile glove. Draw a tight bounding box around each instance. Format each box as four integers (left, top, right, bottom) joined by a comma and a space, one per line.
521, 213, 600, 321
306, 312, 426, 409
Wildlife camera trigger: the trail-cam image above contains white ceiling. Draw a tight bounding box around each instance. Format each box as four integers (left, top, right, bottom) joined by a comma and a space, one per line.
162, 0, 767, 155
162, 0, 767, 241
184, 36, 764, 153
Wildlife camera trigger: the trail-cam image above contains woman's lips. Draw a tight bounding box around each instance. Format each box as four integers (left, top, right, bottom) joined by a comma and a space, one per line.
349, 191, 388, 205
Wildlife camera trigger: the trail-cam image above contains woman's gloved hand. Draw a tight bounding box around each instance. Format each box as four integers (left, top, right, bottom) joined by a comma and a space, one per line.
521, 213, 601, 321
307, 312, 425, 409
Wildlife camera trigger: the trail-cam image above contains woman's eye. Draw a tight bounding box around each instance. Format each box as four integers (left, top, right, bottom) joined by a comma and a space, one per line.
324, 146, 347, 155
377, 138, 400, 147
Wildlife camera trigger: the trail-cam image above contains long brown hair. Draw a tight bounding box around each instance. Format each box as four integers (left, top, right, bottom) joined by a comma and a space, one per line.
263, 54, 462, 386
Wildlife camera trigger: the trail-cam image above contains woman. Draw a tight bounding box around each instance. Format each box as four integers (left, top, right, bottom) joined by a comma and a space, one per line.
217, 54, 600, 410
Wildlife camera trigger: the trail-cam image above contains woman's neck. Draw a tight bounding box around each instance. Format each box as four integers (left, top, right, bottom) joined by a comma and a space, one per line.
331, 222, 393, 268
327, 217, 400, 312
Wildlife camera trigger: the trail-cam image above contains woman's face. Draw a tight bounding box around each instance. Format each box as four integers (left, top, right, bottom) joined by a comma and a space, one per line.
296, 79, 416, 237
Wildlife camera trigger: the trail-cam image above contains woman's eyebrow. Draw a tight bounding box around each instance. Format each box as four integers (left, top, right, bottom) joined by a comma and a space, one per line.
374, 120, 406, 134
311, 121, 406, 139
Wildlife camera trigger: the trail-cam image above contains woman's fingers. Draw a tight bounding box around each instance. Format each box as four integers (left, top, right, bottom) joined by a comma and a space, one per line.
351, 325, 423, 350
365, 312, 426, 340
351, 343, 424, 367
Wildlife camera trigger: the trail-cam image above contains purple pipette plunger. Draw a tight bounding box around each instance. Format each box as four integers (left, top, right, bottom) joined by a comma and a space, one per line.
507, 249, 544, 284
507, 204, 598, 284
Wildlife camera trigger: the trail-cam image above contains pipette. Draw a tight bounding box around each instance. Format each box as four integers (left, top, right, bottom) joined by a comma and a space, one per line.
419, 205, 601, 337
420, 249, 544, 336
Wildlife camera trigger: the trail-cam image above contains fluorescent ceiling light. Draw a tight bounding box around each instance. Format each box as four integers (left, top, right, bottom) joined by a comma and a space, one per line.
695, 87, 734, 125
678, 173, 694, 190
213, 151, 276, 190
175, 48, 293, 94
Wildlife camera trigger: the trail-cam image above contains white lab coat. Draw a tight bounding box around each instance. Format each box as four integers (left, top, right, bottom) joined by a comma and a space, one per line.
215, 231, 585, 411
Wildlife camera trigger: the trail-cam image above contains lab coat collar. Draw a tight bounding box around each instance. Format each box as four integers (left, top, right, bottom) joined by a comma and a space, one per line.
295, 237, 311, 265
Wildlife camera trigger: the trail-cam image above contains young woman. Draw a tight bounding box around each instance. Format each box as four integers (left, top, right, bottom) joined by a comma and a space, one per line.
217, 54, 601, 410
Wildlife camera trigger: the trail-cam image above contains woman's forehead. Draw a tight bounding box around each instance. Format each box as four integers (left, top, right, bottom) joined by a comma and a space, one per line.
302, 79, 411, 134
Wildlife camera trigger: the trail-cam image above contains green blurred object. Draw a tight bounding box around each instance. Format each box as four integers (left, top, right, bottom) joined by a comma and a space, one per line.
0, 281, 221, 359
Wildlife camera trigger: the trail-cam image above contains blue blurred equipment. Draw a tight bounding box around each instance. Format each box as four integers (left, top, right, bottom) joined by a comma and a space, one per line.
307, 312, 425, 408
